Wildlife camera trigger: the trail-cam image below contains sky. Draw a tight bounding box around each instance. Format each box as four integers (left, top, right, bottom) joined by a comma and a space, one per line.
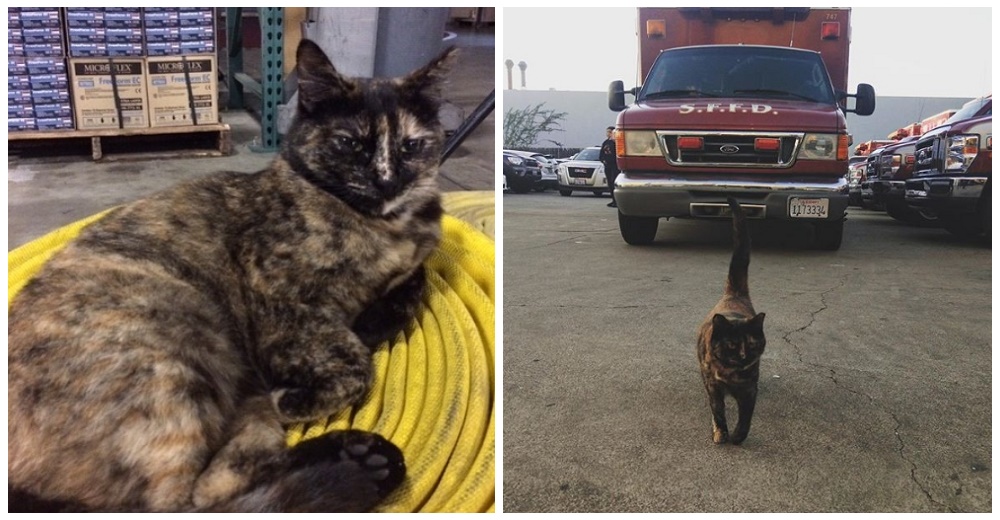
501, 7, 992, 99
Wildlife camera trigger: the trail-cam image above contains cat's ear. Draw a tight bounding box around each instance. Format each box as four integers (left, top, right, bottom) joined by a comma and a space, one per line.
749, 312, 766, 332
711, 314, 732, 331
400, 46, 457, 94
296, 39, 357, 114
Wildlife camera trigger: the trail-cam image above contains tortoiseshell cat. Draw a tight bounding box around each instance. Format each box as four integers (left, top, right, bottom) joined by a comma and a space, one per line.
697, 198, 767, 445
8, 40, 455, 512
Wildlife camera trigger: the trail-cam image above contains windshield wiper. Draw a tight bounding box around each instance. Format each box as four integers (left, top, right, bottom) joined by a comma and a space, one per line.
732, 88, 820, 102
642, 89, 720, 100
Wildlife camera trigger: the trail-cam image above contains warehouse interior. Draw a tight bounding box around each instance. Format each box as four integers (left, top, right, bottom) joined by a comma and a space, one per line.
8, 7, 496, 248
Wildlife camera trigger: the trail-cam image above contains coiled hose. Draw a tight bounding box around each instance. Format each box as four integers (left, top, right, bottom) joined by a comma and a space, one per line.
7, 191, 496, 512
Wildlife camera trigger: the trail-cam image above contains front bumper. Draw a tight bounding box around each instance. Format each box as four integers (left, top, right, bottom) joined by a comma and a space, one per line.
615, 171, 849, 221
904, 175, 988, 214
871, 180, 906, 203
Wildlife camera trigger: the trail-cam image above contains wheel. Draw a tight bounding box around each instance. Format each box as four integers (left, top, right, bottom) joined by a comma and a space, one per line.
981, 180, 991, 238
592, 191, 604, 197
558, 189, 572, 197
814, 219, 844, 250
885, 201, 938, 227
509, 178, 532, 194
618, 212, 659, 245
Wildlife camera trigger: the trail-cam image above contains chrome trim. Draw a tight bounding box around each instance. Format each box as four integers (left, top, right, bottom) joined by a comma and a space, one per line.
655, 130, 804, 169
616, 174, 848, 194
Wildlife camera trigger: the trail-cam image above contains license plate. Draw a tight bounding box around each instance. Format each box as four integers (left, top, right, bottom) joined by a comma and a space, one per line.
789, 197, 829, 218
572, 178, 587, 185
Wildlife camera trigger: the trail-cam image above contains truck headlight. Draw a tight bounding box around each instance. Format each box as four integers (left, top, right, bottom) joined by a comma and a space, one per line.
945, 134, 979, 173
622, 131, 660, 157
799, 133, 840, 160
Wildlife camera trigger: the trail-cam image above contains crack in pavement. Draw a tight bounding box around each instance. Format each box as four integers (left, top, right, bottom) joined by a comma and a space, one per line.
509, 233, 590, 252
781, 275, 848, 365
780, 275, 955, 512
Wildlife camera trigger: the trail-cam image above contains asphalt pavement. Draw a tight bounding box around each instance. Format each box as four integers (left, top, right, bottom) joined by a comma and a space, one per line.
501, 190, 991, 512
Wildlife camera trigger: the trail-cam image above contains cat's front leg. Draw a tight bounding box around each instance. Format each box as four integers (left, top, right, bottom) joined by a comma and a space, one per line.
263, 319, 373, 423
352, 265, 426, 349
730, 385, 758, 445
705, 383, 730, 444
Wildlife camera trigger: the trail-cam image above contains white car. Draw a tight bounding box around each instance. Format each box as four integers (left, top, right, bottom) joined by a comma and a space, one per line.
556, 146, 608, 197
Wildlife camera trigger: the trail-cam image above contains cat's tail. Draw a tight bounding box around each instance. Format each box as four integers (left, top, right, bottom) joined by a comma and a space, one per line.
726, 197, 751, 297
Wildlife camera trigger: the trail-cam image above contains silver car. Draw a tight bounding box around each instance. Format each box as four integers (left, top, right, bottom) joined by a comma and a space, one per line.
555, 146, 608, 197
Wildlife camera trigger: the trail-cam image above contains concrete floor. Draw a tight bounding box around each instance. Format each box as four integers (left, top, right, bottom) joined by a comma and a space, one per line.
8, 24, 495, 250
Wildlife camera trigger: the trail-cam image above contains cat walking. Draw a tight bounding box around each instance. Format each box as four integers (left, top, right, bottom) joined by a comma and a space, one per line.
8, 40, 455, 512
696, 198, 767, 445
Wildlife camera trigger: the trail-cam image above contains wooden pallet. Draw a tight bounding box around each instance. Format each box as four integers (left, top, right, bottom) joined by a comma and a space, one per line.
8, 123, 232, 162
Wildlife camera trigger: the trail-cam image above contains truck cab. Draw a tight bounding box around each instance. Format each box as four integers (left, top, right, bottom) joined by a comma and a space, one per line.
904, 95, 992, 238
608, 8, 874, 250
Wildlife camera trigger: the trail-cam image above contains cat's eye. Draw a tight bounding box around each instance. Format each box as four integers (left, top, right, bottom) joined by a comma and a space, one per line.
401, 138, 425, 155
334, 136, 362, 152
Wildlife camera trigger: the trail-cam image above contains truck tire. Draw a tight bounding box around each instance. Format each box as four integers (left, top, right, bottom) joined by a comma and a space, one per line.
886, 201, 938, 227
559, 188, 573, 197
981, 180, 991, 238
814, 219, 844, 250
509, 178, 532, 194
619, 212, 658, 245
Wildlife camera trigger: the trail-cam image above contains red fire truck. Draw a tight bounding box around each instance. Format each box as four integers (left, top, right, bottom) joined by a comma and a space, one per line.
609, 7, 875, 249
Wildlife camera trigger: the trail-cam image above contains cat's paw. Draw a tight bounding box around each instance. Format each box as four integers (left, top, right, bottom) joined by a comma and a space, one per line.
712, 428, 730, 445
290, 430, 406, 498
730, 430, 749, 446
273, 387, 317, 422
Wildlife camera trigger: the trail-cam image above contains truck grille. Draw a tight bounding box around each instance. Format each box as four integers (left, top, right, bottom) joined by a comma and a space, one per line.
912, 137, 940, 176
659, 132, 800, 168
567, 166, 594, 178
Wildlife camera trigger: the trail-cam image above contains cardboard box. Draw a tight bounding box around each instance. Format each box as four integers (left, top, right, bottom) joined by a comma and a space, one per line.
21, 26, 62, 43
9, 75, 31, 89
29, 73, 68, 90
107, 42, 144, 56
145, 55, 217, 127
33, 102, 73, 118
36, 116, 75, 130
23, 42, 64, 57
18, 9, 60, 28
9, 104, 35, 118
104, 9, 141, 27
26, 56, 66, 74
145, 41, 181, 56
65, 9, 105, 27
70, 42, 107, 57
9, 58, 28, 75
69, 58, 149, 129
9, 117, 37, 131
68, 26, 106, 43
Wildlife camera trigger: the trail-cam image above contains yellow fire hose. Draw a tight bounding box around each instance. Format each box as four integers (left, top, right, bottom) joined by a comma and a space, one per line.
7, 191, 496, 513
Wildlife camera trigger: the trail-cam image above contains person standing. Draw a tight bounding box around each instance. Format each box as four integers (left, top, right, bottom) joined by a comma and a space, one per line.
599, 126, 620, 208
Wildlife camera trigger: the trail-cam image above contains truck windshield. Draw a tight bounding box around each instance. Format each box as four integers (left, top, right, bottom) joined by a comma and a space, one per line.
640, 46, 836, 105
574, 148, 600, 161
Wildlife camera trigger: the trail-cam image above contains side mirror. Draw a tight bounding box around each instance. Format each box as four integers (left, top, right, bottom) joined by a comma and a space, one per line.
849, 83, 876, 116
609, 80, 627, 112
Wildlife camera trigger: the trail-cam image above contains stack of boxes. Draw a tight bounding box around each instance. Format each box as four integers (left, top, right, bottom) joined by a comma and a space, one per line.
144, 8, 218, 127
8, 7, 74, 131
7, 7, 218, 134
66, 8, 144, 58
